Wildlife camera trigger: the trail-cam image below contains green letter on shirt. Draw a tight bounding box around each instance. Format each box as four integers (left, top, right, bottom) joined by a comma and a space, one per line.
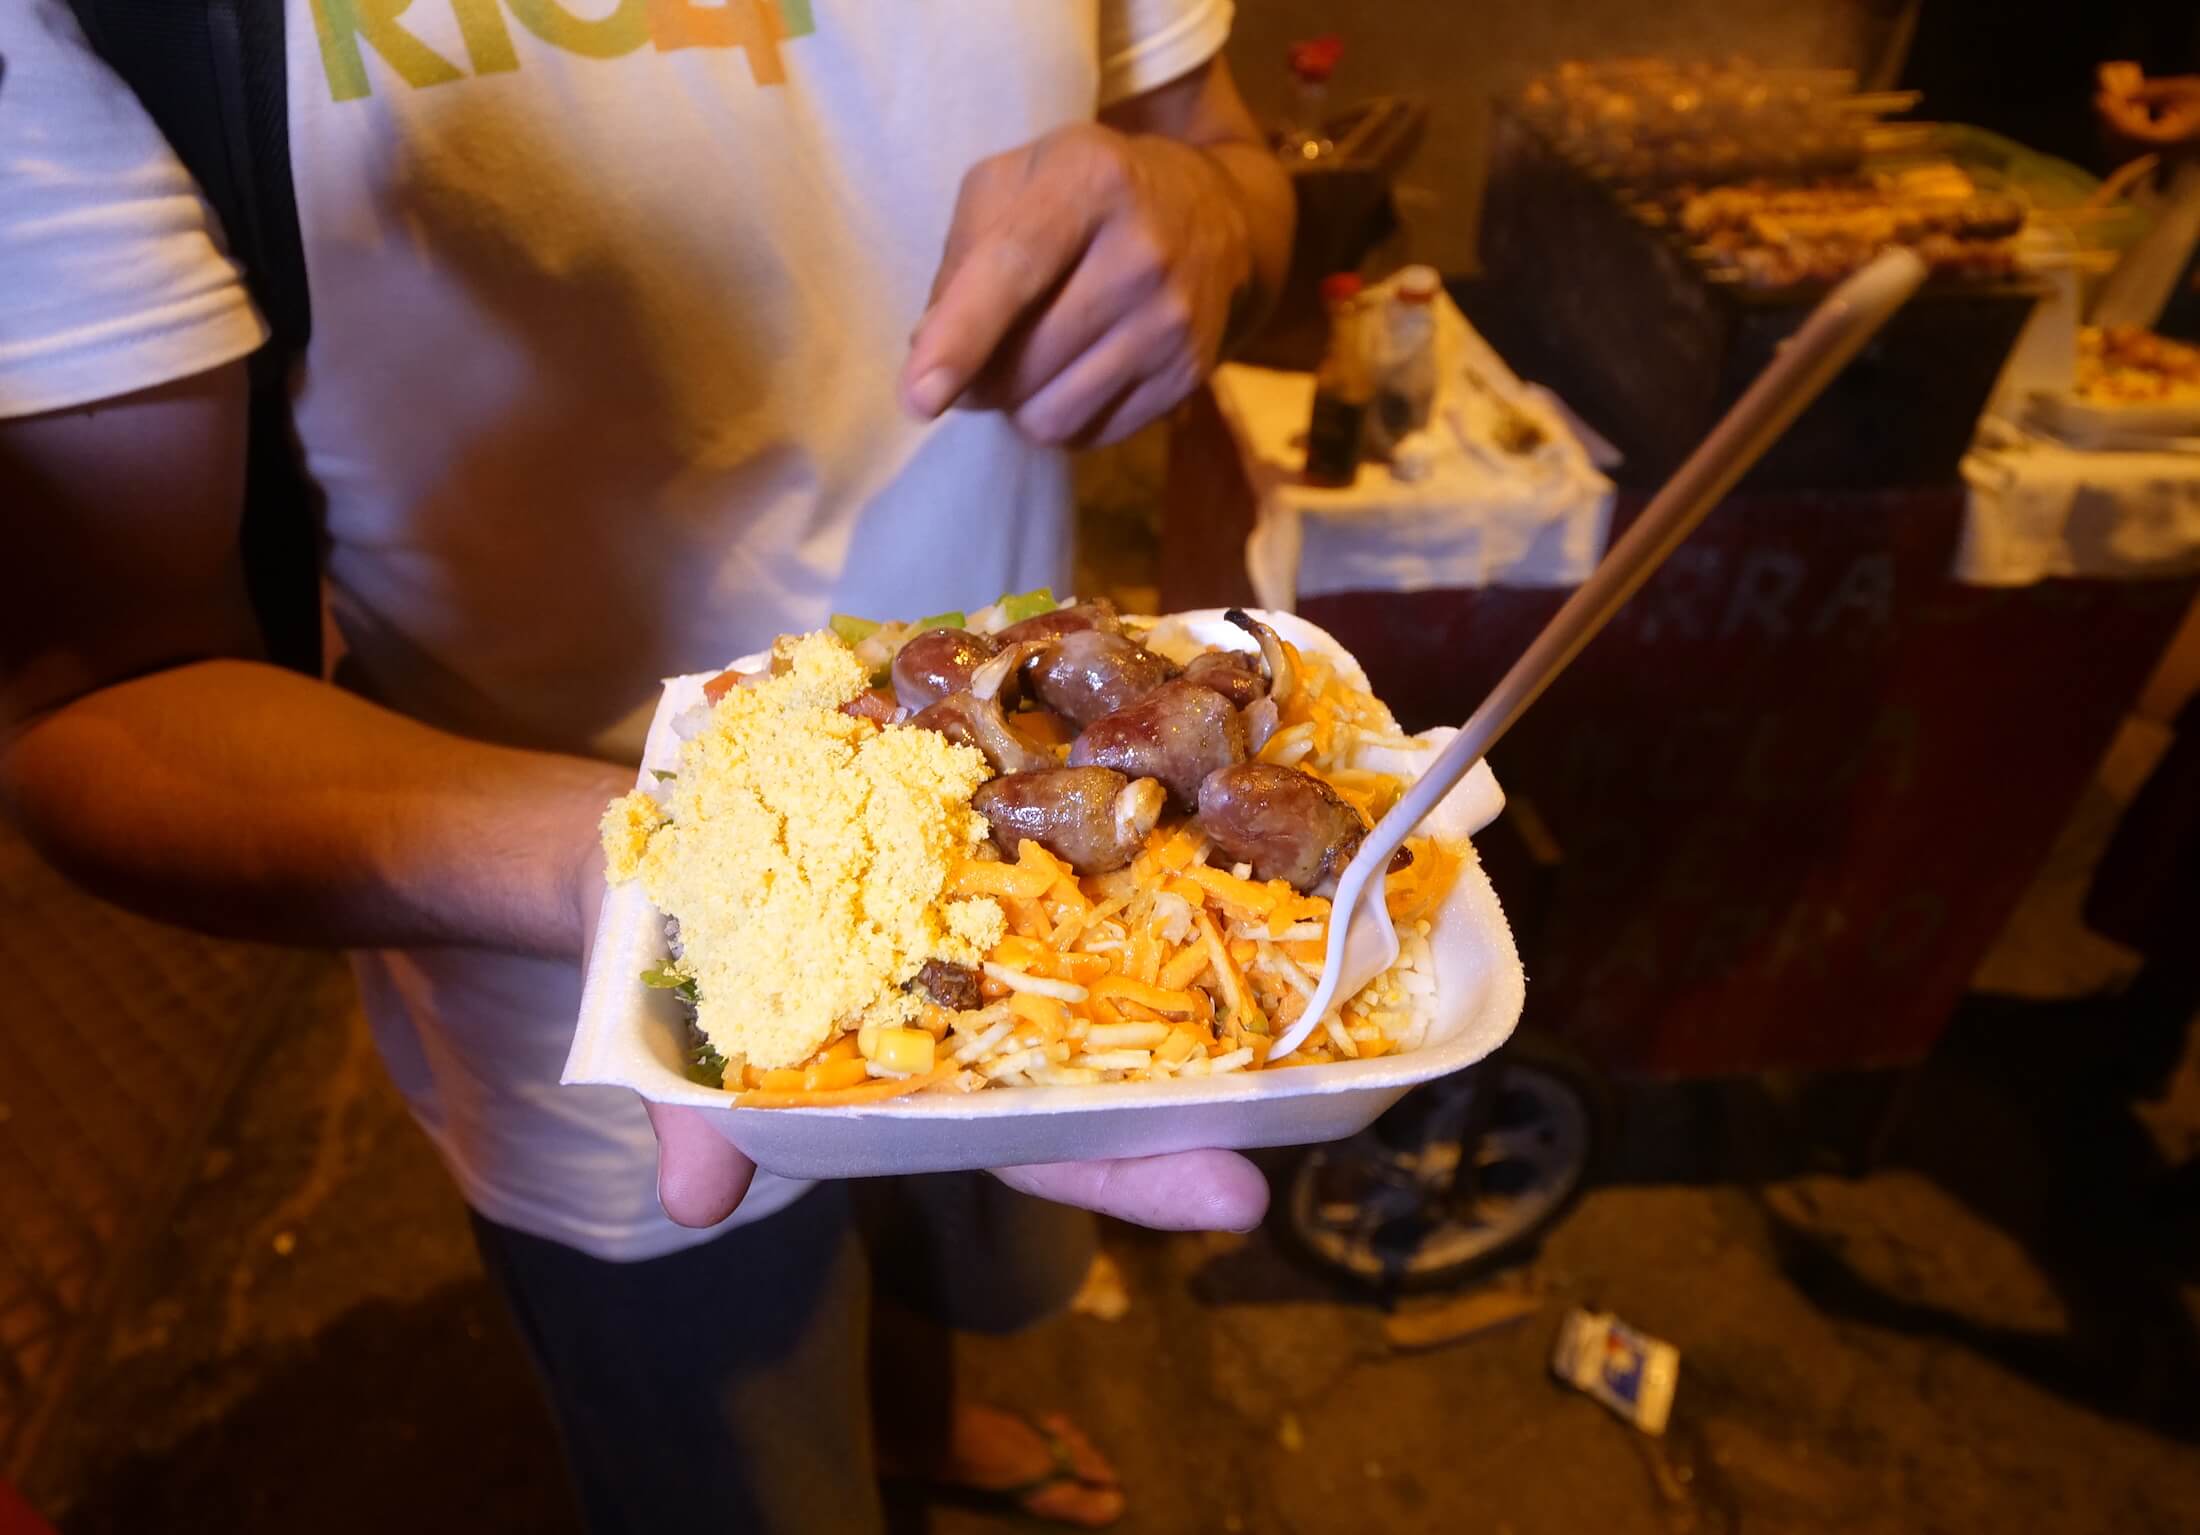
310, 0, 467, 102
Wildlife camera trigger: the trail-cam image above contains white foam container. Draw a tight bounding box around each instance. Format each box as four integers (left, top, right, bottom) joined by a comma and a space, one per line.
564, 610, 1524, 1180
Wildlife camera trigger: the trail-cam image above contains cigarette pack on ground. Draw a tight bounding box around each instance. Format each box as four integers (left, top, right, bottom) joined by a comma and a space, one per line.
1551, 1308, 1680, 1435
565, 610, 1524, 1180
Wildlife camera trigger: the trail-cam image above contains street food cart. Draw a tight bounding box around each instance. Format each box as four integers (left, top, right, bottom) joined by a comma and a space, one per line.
1180, 56, 2200, 1287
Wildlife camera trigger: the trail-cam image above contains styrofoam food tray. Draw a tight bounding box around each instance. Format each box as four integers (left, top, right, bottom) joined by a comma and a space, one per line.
564, 610, 1524, 1180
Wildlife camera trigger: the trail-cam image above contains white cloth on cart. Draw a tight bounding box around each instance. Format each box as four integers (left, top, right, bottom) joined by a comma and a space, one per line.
1210, 295, 1613, 612
1959, 418, 2200, 586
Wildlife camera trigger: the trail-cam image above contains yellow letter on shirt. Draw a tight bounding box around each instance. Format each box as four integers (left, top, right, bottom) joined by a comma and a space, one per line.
451, 0, 521, 75
506, 0, 650, 59
311, 0, 467, 102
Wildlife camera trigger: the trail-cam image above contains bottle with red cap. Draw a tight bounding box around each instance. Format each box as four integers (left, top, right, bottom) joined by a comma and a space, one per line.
1279, 35, 1344, 163
1303, 272, 1369, 487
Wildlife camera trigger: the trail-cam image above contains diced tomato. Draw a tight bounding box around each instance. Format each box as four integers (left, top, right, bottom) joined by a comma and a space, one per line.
841, 688, 899, 724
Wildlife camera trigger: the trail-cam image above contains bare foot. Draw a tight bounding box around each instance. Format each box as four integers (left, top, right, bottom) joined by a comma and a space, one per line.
914, 1402, 1126, 1528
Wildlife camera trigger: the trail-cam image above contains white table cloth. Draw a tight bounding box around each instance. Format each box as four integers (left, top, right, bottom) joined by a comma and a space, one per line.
1210, 293, 1615, 612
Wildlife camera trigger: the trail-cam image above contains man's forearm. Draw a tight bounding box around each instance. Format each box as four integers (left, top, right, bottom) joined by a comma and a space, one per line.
3, 659, 626, 957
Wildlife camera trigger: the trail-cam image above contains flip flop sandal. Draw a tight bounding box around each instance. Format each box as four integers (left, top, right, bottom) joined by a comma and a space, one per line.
886, 1411, 1124, 1530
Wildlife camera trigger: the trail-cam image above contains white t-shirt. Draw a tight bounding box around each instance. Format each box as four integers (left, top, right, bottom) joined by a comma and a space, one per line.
2, 0, 1233, 1260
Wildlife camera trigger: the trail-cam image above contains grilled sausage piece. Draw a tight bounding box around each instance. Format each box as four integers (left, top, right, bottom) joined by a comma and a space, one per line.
1180, 649, 1266, 708
1195, 762, 1368, 894
996, 599, 1121, 645
1069, 680, 1247, 812
892, 628, 1001, 712
972, 767, 1167, 875
1027, 630, 1177, 727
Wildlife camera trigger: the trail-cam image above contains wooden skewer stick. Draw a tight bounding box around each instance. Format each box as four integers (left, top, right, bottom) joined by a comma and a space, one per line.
1837, 91, 1923, 116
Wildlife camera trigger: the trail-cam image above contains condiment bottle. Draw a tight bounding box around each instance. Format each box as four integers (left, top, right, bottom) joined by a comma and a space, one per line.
1368, 264, 1441, 456
1278, 36, 1343, 163
1303, 273, 1369, 488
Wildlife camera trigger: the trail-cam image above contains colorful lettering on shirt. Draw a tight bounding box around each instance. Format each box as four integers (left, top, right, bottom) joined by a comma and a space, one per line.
310, 0, 816, 101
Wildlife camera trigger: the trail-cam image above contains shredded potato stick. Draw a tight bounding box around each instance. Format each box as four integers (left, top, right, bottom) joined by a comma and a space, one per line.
1194, 909, 1253, 1027
982, 962, 1088, 1002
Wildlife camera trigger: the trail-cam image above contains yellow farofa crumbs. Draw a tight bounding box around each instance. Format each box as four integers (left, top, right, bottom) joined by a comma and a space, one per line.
598, 632, 1004, 1069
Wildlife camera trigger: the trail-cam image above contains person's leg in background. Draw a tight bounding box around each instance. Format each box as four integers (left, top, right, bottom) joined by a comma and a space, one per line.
470, 1181, 885, 1535
862, 1174, 1123, 1527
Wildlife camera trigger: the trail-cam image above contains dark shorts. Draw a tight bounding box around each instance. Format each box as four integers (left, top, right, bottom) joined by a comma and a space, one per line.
469, 1175, 1094, 1535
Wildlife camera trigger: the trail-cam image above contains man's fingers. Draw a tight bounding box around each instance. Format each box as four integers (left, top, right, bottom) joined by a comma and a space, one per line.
1061, 363, 1193, 450
903, 141, 1116, 419
993, 1149, 1269, 1232
644, 1099, 755, 1228
904, 213, 1093, 417
1007, 321, 1148, 446
963, 251, 1149, 413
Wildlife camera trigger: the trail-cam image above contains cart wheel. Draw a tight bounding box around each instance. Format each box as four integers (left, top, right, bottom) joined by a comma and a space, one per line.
1277, 1028, 1607, 1291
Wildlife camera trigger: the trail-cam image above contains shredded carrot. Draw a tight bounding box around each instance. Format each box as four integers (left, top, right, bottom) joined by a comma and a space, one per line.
1057, 952, 1111, 985
1051, 892, 1129, 949
759, 1067, 807, 1093
1184, 864, 1281, 916
1004, 896, 1051, 939
1090, 974, 1202, 1017
950, 856, 1055, 901
1158, 942, 1211, 992
990, 934, 1053, 971
1015, 838, 1076, 892
1008, 991, 1071, 1038
1385, 837, 1461, 924
1155, 828, 1201, 871
803, 1056, 870, 1092
701, 668, 743, 703
1310, 697, 1336, 757
822, 1035, 862, 1064
1128, 929, 1162, 987
1229, 938, 1259, 967
737, 1063, 956, 1109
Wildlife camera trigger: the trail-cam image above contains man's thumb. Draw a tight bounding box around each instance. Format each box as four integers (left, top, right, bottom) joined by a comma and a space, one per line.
644, 1099, 755, 1227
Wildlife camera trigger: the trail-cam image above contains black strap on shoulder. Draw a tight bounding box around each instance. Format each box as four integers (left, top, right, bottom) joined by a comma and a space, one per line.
66, 0, 309, 355
66, 0, 321, 674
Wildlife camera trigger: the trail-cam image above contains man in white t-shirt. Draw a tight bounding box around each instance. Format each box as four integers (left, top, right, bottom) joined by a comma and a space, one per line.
1, 1, 1289, 1527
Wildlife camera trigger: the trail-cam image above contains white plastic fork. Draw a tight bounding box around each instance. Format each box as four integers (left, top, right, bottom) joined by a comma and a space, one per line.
1269, 247, 1929, 1061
